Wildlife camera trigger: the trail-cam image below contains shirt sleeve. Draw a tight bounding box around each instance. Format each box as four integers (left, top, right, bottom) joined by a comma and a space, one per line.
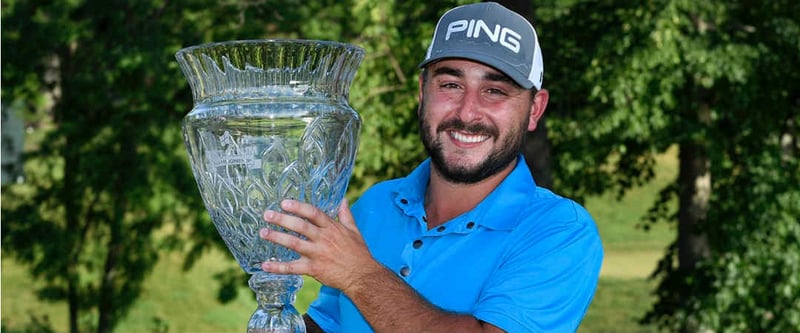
473, 201, 604, 333
305, 285, 342, 333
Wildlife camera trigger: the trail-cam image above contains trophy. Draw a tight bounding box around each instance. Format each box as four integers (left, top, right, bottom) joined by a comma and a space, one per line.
176, 40, 364, 333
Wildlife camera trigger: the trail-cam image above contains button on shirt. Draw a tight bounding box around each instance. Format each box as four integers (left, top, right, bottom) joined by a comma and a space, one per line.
306, 156, 604, 332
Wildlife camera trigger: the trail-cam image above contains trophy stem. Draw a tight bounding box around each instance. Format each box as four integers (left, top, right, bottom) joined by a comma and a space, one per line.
247, 272, 306, 333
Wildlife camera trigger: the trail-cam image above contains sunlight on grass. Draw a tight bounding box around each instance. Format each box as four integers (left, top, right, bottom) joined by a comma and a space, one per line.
579, 277, 659, 333
2, 250, 321, 333
586, 146, 677, 276
576, 147, 676, 332
600, 249, 664, 278
2, 259, 69, 330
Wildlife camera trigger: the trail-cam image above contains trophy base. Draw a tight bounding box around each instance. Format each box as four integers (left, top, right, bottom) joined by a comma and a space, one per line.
247, 272, 306, 333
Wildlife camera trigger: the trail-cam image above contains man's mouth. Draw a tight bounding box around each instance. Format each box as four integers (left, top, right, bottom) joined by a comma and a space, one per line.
450, 130, 490, 144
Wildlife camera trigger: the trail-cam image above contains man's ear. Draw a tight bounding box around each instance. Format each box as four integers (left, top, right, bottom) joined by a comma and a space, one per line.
528, 89, 549, 132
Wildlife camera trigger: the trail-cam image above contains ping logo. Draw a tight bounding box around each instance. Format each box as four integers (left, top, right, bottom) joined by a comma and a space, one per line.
445, 19, 522, 53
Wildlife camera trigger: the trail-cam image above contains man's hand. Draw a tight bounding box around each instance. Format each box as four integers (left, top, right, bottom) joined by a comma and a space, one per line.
259, 199, 504, 333
259, 199, 382, 292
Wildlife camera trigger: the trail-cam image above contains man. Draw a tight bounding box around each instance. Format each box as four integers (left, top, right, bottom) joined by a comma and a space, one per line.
259, 2, 603, 332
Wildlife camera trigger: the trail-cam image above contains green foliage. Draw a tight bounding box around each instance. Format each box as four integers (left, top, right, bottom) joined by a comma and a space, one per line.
290, 0, 477, 195
4, 0, 798, 332
2, 1, 474, 331
0, 0, 235, 331
536, 0, 800, 331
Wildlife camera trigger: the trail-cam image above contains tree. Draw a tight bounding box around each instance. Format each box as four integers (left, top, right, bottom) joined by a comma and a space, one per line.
0, 0, 297, 331
301, 0, 476, 194
495, 0, 555, 191
535, 0, 799, 331
6, 0, 796, 332
1, 0, 468, 331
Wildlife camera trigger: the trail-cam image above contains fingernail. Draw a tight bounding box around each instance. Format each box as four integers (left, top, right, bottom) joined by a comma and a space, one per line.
263, 210, 274, 220
259, 228, 269, 238
281, 199, 295, 209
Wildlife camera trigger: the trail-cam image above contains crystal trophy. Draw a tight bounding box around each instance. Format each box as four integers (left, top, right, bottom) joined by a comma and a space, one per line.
176, 39, 364, 333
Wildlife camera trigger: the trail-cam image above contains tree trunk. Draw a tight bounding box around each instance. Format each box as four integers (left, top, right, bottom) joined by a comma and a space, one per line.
677, 141, 711, 271
677, 103, 712, 271
97, 230, 121, 333
490, 0, 554, 189
676, 103, 713, 333
68, 267, 80, 333
63, 131, 80, 333
64, 129, 81, 333
54, 46, 82, 333
525, 115, 554, 189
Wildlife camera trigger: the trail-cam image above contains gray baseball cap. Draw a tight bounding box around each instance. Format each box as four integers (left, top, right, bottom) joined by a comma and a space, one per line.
419, 2, 544, 90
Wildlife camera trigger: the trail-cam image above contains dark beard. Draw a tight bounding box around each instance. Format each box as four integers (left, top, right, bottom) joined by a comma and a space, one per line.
419, 102, 528, 184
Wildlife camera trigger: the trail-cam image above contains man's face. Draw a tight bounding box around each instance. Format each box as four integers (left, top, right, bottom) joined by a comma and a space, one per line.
418, 59, 535, 184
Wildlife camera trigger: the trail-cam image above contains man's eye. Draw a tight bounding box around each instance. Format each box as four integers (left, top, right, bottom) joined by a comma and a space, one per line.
486, 88, 507, 95
441, 82, 460, 89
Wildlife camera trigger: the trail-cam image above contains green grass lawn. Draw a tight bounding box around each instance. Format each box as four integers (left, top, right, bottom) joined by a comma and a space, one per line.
2, 149, 677, 333
2, 250, 320, 333
579, 278, 660, 333
577, 147, 677, 333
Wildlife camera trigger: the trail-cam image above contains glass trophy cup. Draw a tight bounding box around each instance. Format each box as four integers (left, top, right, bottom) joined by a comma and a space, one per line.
176, 40, 364, 333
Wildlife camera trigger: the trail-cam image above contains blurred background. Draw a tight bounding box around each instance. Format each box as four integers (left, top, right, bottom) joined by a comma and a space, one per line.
2, 0, 798, 332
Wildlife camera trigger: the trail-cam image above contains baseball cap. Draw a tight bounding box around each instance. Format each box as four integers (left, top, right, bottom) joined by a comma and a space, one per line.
419, 2, 543, 90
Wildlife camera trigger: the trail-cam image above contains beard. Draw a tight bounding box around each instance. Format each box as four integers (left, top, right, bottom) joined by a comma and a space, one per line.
418, 100, 528, 184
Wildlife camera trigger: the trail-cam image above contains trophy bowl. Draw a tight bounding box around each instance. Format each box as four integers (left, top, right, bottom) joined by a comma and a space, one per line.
176, 39, 364, 333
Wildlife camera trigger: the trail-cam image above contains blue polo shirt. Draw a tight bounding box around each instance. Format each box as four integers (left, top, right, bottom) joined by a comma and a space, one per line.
306, 156, 603, 332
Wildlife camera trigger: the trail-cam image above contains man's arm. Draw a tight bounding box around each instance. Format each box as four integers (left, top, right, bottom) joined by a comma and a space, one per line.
342, 262, 504, 333
260, 199, 504, 333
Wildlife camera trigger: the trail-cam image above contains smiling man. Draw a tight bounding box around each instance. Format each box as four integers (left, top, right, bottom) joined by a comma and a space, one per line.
259, 2, 603, 332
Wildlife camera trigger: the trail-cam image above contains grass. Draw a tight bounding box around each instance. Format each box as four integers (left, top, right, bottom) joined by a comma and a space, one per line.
2, 149, 677, 333
579, 278, 659, 333
2, 250, 320, 333
577, 147, 677, 332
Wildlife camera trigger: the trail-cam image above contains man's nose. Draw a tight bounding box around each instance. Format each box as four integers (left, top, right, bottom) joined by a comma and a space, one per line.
455, 88, 483, 122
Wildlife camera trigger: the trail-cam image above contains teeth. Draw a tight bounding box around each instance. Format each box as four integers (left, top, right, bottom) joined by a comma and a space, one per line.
450, 131, 489, 143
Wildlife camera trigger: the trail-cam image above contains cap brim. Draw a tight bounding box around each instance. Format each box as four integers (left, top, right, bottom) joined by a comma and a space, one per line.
419, 50, 535, 90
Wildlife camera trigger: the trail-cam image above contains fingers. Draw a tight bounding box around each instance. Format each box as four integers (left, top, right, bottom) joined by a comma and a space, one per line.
260, 199, 355, 279
337, 199, 359, 233
278, 199, 330, 228
259, 199, 333, 257
258, 221, 313, 276
260, 258, 307, 275
259, 224, 312, 254
262, 208, 318, 239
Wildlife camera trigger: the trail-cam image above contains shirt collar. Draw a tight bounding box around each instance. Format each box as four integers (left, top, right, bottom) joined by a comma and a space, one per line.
393, 154, 538, 231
